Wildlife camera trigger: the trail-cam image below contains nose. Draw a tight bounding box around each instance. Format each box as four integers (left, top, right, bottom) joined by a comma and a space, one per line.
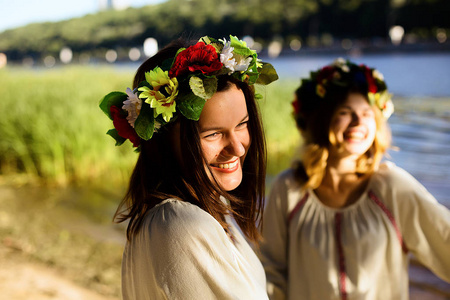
350, 112, 362, 125
223, 132, 246, 157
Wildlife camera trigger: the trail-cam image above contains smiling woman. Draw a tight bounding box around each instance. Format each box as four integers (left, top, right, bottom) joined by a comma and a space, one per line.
260, 59, 450, 300
99, 35, 278, 299
198, 83, 251, 191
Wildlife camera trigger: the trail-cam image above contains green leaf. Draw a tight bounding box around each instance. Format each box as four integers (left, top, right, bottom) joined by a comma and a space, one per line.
134, 102, 155, 140
199, 36, 212, 44
200, 36, 223, 53
161, 57, 174, 71
177, 92, 206, 121
229, 35, 256, 57
189, 76, 217, 100
173, 47, 186, 60
256, 62, 279, 85
106, 129, 126, 146
99, 92, 128, 120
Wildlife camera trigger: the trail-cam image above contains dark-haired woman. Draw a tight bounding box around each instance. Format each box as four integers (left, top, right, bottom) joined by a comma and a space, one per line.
260, 59, 450, 300
100, 35, 278, 299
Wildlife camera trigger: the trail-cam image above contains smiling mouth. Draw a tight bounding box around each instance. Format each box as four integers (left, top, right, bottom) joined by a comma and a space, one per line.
211, 159, 239, 172
344, 131, 366, 141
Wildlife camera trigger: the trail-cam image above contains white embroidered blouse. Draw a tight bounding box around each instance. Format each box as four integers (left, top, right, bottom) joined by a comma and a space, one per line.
122, 198, 268, 300
260, 162, 450, 300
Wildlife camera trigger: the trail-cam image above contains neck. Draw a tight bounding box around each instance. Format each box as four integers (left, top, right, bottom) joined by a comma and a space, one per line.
314, 155, 368, 208
324, 155, 359, 187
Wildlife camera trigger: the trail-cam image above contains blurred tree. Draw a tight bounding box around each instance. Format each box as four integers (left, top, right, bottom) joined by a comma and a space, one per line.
0, 0, 447, 62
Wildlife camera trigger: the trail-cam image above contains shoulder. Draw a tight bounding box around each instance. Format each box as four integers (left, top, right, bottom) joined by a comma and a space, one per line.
142, 199, 223, 240
267, 169, 306, 213
370, 162, 438, 206
373, 161, 420, 188
270, 169, 302, 192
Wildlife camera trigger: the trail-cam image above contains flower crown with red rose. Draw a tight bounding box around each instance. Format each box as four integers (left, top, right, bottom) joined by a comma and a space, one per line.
99, 35, 278, 149
292, 58, 394, 126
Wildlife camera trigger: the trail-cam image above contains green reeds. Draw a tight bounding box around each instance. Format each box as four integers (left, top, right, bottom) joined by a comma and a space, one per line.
0, 66, 138, 185
0, 66, 303, 185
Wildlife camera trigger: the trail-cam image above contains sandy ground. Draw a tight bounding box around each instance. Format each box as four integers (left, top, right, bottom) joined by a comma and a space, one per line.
0, 243, 118, 300
2, 243, 448, 300
0, 185, 448, 300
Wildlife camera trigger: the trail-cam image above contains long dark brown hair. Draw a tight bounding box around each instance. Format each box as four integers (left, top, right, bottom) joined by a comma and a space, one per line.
114, 38, 267, 243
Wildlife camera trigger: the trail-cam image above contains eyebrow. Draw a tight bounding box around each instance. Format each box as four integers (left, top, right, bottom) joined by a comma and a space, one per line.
199, 114, 249, 133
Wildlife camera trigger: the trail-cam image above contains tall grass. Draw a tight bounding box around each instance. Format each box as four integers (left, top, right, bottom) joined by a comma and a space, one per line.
257, 80, 301, 176
0, 66, 138, 185
0, 66, 301, 185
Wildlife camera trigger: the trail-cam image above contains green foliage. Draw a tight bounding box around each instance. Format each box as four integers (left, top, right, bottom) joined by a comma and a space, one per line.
99, 91, 128, 119
176, 89, 206, 121
189, 76, 217, 100
134, 101, 155, 140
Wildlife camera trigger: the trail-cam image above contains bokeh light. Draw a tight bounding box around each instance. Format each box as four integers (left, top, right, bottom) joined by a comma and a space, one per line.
144, 38, 158, 57
389, 25, 405, 46
128, 47, 141, 61
290, 39, 302, 51
0, 53, 7, 68
105, 49, 118, 63
60, 47, 73, 64
436, 29, 447, 44
44, 55, 56, 68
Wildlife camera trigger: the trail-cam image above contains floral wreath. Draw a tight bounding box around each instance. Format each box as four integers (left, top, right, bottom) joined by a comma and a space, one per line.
292, 58, 394, 124
100, 35, 278, 149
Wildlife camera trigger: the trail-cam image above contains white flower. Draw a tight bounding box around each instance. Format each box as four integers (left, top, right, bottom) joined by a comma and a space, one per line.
373, 69, 384, 81
122, 87, 142, 128
332, 57, 350, 72
220, 40, 237, 74
234, 56, 252, 72
382, 99, 394, 119
220, 38, 252, 74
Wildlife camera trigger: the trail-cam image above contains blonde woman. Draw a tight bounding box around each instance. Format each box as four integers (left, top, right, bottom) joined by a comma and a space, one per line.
260, 59, 450, 300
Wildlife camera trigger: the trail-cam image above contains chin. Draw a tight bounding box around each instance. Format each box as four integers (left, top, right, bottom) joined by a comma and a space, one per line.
214, 174, 243, 192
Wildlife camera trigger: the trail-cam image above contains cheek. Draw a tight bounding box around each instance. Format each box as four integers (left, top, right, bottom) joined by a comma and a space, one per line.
331, 117, 347, 133
367, 120, 377, 139
241, 129, 251, 153
200, 141, 218, 162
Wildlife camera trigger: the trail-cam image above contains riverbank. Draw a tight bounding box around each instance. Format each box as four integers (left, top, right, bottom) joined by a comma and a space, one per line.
1, 182, 449, 299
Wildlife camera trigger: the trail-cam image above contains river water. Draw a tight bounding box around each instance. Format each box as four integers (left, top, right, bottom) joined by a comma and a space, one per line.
266, 52, 450, 207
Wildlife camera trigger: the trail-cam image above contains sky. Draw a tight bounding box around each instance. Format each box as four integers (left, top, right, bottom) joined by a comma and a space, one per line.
0, 0, 166, 32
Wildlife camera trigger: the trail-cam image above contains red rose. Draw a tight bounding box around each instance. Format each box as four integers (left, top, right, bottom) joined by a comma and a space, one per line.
110, 106, 140, 147
292, 98, 301, 115
169, 42, 223, 78
317, 66, 335, 84
362, 65, 378, 93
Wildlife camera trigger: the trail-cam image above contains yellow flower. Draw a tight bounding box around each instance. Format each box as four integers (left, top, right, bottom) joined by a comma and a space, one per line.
368, 90, 394, 119
316, 84, 326, 98
138, 67, 179, 122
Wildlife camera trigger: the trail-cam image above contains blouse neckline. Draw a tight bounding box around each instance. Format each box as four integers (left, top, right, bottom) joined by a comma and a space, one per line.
308, 175, 375, 213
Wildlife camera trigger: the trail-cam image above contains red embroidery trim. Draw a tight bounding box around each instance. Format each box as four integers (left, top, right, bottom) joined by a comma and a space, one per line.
368, 190, 408, 253
335, 213, 348, 300
287, 192, 309, 225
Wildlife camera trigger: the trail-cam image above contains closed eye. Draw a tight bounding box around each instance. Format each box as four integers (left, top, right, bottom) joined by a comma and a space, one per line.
236, 120, 249, 129
204, 131, 221, 139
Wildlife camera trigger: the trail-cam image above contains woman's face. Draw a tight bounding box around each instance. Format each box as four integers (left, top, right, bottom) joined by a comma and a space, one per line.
329, 92, 376, 159
198, 84, 251, 191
